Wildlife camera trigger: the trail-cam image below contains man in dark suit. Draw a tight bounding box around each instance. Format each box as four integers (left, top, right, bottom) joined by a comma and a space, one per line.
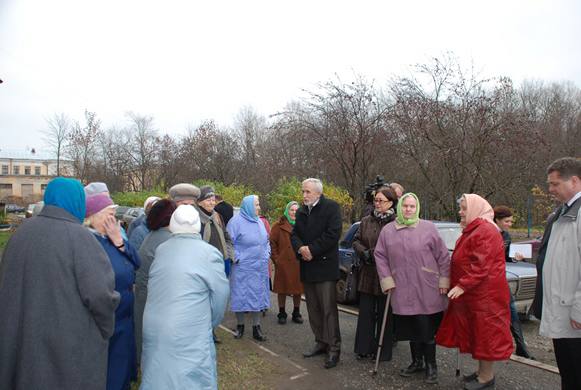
291, 178, 343, 369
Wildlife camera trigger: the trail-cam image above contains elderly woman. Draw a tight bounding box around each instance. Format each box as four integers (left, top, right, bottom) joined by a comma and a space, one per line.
436, 195, 513, 390
134, 199, 177, 363
86, 193, 141, 390
374, 193, 450, 384
271, 201, 304, 325
227, 195, 271, 341
353, 186, 398, 361
140, 205, 229, 390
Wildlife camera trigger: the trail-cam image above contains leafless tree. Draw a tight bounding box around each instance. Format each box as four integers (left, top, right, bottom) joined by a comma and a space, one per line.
67, 110, 101, 183
43, 113, 70, 176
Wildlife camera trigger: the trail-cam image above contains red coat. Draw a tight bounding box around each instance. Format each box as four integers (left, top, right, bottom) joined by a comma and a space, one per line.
436, 218, 513, 361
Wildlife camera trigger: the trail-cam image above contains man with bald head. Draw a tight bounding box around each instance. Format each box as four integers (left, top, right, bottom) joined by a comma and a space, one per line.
291, 178, 343, 369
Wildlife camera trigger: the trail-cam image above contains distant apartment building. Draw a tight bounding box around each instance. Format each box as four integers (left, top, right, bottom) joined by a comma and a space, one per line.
0, 148, 73, 201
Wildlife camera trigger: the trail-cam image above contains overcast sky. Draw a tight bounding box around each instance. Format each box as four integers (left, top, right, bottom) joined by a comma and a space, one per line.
1, 0, 580, 150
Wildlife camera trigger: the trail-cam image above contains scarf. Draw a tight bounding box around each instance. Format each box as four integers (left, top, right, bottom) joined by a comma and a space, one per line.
284, 201, 299, 225
44, 177, 86, 223
396, 192, 420, 226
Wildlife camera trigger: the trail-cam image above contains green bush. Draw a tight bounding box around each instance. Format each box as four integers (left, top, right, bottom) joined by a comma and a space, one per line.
266, 177, 353, 221
192, 180, 256, 207
111, 188, 167, 207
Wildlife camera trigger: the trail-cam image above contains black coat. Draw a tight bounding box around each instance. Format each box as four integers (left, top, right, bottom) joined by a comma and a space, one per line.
291, 195, 343, 283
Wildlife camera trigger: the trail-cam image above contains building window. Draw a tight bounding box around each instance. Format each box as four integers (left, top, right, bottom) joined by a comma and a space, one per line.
25, 166, 31, 175
13, 166, 20, 175
0, 183, 13, 197
1, 165, 7, 175
35, 166, 41, 176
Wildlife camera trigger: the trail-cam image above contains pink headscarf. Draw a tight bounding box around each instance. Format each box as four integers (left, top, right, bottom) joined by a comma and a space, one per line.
463, 194, 498, 229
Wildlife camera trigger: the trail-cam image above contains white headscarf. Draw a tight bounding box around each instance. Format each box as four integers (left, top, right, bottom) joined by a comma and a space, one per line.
169, 205, 201, 234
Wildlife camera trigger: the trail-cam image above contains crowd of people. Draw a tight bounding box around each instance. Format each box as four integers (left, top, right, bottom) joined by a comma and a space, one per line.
0, 156, 580, 390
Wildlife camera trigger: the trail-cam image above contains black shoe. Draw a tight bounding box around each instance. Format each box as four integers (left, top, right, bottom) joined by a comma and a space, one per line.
252, 325, 267, 341
212, 330, 221, 344
463, 377, 495, 390
291, 309, 304, 324
356, 353, 372, 360
303, 345, 327, 358
233, 325, 244, 339
463, 372, 478, 382
324, 353, 340, 369
277, 312, 287, 325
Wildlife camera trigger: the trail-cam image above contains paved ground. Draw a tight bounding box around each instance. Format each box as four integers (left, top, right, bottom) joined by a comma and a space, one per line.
221, 292, 561, 390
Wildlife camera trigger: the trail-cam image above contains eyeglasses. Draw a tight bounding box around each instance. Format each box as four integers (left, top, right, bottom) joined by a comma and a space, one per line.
374, 199, 391, 204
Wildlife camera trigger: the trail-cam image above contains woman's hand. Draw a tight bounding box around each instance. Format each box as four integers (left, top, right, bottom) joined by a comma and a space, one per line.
514, 252, 525, 261
447, 286, 465, 299
383, 287, 394, 295
104, 215, 124, 249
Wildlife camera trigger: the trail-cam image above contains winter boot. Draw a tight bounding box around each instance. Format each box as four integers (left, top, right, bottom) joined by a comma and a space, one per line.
292, 308, 304, 324
277, 311, 288, 325
233, 324, 244, 339
423, 342, 438, 384
400, 341, 425, 377
252, 325, 267, 341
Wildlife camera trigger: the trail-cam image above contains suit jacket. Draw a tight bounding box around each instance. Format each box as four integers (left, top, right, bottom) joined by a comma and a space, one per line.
291, 195, 343, 283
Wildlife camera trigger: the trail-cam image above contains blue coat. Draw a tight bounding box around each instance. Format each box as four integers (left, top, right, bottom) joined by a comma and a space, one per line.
93, 234, 141, 390
227, 213, 271, 312
140, 234, 229, 390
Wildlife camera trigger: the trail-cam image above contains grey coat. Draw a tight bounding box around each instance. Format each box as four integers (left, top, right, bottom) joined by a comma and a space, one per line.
0, 205, 120, 390
135, 227, 173, 363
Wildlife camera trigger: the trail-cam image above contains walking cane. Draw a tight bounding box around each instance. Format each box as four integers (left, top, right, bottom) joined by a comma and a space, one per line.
371, 290, 392, 376
456, 348, 461, 377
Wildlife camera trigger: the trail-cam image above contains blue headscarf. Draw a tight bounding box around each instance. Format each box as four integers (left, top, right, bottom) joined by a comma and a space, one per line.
43, 177, 86, 223
240, 195, 258, 221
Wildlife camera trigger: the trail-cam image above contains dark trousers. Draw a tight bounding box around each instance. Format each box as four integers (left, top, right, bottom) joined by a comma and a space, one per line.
509, 294, 531, 357
303, 281, 341, 354
553, 338, 581, 390
354, 292, 393, 361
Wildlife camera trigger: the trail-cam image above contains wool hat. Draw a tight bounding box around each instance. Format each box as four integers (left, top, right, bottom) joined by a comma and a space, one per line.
169, 204, 201, 234
143, 196, 161, 210
198, 186, 216, 202
169, 183, 201, 202
84, 182, 109, 197
85, 193, 117, 218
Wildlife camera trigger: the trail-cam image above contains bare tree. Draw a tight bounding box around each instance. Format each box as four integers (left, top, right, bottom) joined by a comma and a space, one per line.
67, 110, 101, 182
43, 113, 70, 176
126, 112, 159, 190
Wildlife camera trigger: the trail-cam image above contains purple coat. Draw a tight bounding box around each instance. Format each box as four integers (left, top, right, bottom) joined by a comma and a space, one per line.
374, 220, 450, 315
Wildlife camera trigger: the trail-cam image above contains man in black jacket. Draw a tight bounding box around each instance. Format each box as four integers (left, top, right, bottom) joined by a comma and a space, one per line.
291, 178, 343, 369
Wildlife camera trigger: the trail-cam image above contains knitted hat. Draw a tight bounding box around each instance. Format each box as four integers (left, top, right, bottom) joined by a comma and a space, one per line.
84, 182, 109, 197
85, 193, 116, 218
169, 205, 201, 234
198, 186, 216, 202
169, 183, 201, 202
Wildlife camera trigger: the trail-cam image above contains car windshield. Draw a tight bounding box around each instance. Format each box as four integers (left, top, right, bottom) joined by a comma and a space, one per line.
435, 225, 462, 251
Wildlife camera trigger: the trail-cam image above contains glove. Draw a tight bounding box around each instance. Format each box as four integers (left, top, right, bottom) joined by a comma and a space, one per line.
363, 249, 374, 265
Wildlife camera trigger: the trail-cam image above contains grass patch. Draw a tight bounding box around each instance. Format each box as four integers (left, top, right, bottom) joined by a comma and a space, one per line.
130, 328, 273, 390
0, 231, 11, 250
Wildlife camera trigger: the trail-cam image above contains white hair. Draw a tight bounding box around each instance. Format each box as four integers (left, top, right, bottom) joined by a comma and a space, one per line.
302, 178, 323, 194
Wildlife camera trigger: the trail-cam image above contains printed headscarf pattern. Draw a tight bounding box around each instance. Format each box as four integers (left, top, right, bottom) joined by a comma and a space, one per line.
284, 201, 299, 225
240, 195, 259, 221
463, 194, 497, 229
396, 192, 421, 226
43, 177, 86, 223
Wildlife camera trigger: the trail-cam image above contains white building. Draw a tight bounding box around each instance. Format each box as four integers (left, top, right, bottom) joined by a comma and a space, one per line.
0, 148, 73, 201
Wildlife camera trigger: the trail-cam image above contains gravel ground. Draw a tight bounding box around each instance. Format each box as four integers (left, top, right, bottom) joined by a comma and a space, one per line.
220, 292, 561, 390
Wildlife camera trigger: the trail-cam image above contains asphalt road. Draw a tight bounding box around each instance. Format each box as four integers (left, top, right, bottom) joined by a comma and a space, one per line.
221, 292, 561, 390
